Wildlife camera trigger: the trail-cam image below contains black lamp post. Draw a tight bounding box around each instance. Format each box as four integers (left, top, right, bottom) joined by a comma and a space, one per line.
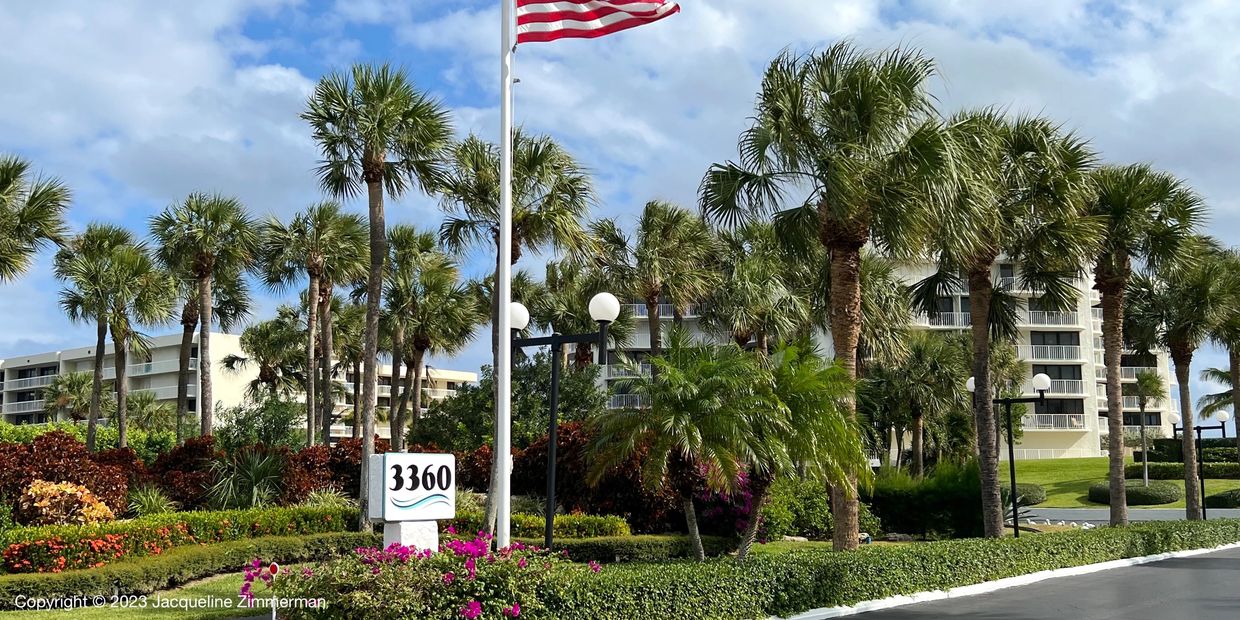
967, 372, 1052, 538
1171, 409, 1230, 520
508, 292, 620, 549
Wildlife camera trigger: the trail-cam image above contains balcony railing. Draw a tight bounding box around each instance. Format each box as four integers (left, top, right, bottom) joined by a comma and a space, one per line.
133, 384, 198, 400
4, 375, 55, 391
608, 394, 649, 409
2, 400, 46, 414
1022, 413, 1087, 430
1091, 308, 1103, 321
1016, 345, 1081, 361
1094, 366, 1159, 380
1029, 379, 1085, 395
1025, 311, 1080, 326
103, 358, 197, 380
621, 304, 699, 318
917, 312, 970, 327
424, 388, 457, 399
607, 364, 652, 379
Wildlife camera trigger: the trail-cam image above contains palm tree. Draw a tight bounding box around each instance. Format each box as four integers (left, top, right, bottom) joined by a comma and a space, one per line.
592, 201, 716, 360
259, 201, 368, 446
127, 390, 177, 433
43, 371, 98, 422
1087, 163, 1204, 526
151, 194, 259, 437
531, 260, 635, 369
699, 222, 806, 353
1131, 370, 1169, 486
333, 301, 367, 439
911, 111, 1100, 537
222, 307, 307, 400
701, 43, 955, 550
304, 63, 453, 519
55, 224, 135, 451
439, 130, 593, 532
1206, 249, 1240, 466
1126, 242, 1238, 520
590, 328, 764, 561
892, 332, 967, 477
0, 154, 70, 283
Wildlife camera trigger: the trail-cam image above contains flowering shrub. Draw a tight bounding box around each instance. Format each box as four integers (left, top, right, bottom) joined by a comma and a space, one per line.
270, 533, 597, 619
14, 480, 114, 527
0, 432, 128, 518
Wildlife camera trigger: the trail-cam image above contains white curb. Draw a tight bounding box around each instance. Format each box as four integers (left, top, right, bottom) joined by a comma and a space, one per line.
776, 540, 1240, 619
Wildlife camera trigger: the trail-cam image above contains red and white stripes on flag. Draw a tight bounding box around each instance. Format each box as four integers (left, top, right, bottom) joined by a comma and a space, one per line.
516, 0, 680, 44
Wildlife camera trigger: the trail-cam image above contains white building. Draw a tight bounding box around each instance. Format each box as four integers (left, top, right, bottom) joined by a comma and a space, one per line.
330, 364, 478, 440
601, 261, 1177, 460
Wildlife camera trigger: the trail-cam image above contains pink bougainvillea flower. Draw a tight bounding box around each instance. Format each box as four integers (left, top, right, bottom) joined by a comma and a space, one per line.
517, 557, 527, 569
503, 602, 521, 617
460, 600, 482, 619
588, 560, 602, 573
442, 571, 456, 585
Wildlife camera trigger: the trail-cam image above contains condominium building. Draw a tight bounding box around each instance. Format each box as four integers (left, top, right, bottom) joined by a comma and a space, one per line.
0, 332, 254, 425
329, 365, 478, 440
601, 261, 1177, 460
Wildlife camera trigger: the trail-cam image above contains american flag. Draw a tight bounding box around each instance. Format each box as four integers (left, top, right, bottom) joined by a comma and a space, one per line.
516, 0, 680, 44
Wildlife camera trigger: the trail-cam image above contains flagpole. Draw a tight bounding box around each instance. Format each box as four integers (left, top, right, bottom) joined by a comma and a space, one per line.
496, 0, 515, 549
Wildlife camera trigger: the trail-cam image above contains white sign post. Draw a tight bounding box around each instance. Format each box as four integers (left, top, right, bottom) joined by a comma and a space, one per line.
367, 453, 456, 550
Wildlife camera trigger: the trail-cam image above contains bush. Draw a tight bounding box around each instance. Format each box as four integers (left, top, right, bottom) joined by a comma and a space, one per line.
448, 511, 630, 539
0, 532, 377, 608
1205, 489, 1240, 508
1146, 437, 1237, 463
214, 398, 305, 453
207, 447, 285, 509
281, 445, 335, 505
300, 489, 355, 510
1003, 483, 1047, 506
0, 432, 129, 517
528, 535, 734, 562
759, 478, 881, 540
1087, 480, 1182, 505
14, 480, 114, 526
536, 520, 1240, 620
150, 436, 219, 510
0, 505, 356, 573
866, 462, 981, 539
1200, 447, 1240, 463
327, 437, 390, 499
1125, 462, 1240, 480
127, 484, 177, 516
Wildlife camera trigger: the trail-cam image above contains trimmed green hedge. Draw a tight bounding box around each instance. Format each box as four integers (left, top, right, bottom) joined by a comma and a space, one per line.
449, 511, 630, 538
1206, 489, 1240, 508
1004, 483, 1047, 506
541, 520, 1240, 620
1146, 437, 1237, 463
0, 531, 378, 609
1126, 462, 1240, 480
516, 535, 734, 562
1088, 480, 1182, 506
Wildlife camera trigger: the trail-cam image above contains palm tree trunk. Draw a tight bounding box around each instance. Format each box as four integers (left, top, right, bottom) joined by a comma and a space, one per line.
175, 299, 197, 446
966, 268, 1004, 538
112, 329, 129, 449
86, 320, 107, 452
682, 494, 705, 562
911, 411, 924, 477
359, 173, 386, 529
735, 476, 770, 561
1230, 349, 1240, 466
198, 274, 214, 436
320, 291, 335, 446
351, 359, 361, 439
305, 275, 320, 447
645, 298, 661, 359
410, 348, 426, 438
826, 241, 863, 552
1139, 402, 1149, 487
389, 323, 406, 452
1100, 287, 1128, 526
1172, 348, 1202, 520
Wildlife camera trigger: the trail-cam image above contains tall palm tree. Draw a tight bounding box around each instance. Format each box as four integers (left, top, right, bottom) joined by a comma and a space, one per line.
592, 201, 716, 360
531, 260, 635, 369
55, 224, 135, 451
701, 43, 955, 550
259, 201, 368, 446
43, 371, 98, 422
892, 332, 967, 477
1132, 370, 1169, 486
1086, 163, 1204, 526
1206, 249, 1240, 466
911, 111, 1100, 537
439, 130, 593, 532
151, 194, 259, 437
590, 328, 765, 561
222, 307, 307, 400
1126, 242, 1238, 520
699, 222, 806, 353
0, 154, 70, 283
304, 63, 452, 518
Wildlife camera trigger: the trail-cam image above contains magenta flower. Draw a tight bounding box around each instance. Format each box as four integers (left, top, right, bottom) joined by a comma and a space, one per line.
446, 525, 457, 534
460, 600, 483, 619
442, 571, 456, 585
517, 557, 528, 569
503, 602, 522, 617
588, 560, 602, 573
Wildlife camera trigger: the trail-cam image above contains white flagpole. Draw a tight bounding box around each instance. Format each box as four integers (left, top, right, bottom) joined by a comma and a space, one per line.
496, 0, 515, 549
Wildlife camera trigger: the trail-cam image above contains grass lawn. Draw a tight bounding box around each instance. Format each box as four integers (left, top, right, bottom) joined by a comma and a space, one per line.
0, 570, 273, 620
1000, 457, 1240, 508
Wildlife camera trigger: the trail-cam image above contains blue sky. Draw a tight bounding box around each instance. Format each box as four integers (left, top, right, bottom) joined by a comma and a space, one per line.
2, 1, 1239, 428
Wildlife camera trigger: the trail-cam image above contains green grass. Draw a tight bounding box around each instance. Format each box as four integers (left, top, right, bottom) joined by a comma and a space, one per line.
0, 570, 277, 620
1001, 457, 1240, 508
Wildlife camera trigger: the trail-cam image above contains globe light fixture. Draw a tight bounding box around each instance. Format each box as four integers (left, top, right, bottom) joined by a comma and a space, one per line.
508, 301, 530, 332
1031, 373, 1052, 393
1168, 412, 1182, 425
966, 377, 975, 393
1218, 411, 1233, 423
588, 292, 621, 324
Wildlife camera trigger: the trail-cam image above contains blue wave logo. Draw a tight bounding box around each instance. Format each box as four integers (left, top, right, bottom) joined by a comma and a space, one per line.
392, 494, 451, 511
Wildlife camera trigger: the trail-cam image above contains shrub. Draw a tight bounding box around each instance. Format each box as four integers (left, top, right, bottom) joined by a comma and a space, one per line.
1003, 483, 1047, 506
207, 447, 285, 509
1087, 480, 1182, 505
0, 505, 355, 573
866, 462, 981, 538
1125, 462, 1240, 480
0, 432, 129, 517
93, 428, 175, 465
214, 398, 305, 453
1146, 437, 1237, 463
150, 436, 219, 510
1200, 446, 1240, 463
456, 443, 495, 493
127, 484, 177, 516
531, 535, 735, 562
1206, 489, 1240, 508
14, 480, 114, 526
758, 478, 881, 540
0, 532, 377, 608
281, 445, 334, 505
327, 437, 390, 499
89, 447, 150, 487
300, 489, 355, 510
447, 511, 630, 539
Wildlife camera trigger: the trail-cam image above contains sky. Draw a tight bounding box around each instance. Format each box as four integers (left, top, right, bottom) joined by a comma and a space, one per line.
2, 0, 1239, 426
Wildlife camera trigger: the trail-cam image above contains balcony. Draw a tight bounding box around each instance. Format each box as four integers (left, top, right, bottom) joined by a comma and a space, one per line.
608, 363, 652, 379
1029, 379, 1085, 395
424, 388, 457, 399
1091, 308, 1103, 321
1093, 366, 1159, 381
103, 358, 197, 380
1022, 413, 1087, 431
1025, 311, 1080, 326
132, 384, 197, 400
621, 304, 699, 319
2, 400, 46, 414
1016, 345, 1081, 361
4, 375, 55, 391
913, 312, 971, 328
608, 394, 649, 409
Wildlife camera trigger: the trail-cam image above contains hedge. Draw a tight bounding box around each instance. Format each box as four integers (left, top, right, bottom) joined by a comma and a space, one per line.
1004, 483, 1047, 506
1087, 480, 1182, 505
540, 520, 1240, 620
1146, 437, 1238, 463
1126, 462, 1240, 480
0, 531, 377, 609
1206, 489, 1240, 509
0, 506, 356, 573
448, 511, 630, 538
515, 535, 734, 562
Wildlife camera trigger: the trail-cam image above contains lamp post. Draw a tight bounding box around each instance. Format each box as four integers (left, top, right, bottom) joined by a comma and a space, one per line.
509, 292, 620, 549
967, 372, 1052, 538
1170, 410, 1230, 520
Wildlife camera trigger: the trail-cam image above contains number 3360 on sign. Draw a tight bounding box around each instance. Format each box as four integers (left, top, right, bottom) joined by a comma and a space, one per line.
367, 453, 456, 522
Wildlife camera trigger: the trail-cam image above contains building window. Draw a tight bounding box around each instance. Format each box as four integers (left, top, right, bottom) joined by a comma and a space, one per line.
1000, 263, 1015, 280
1030, 331, 1080, 346
935, 296, 953, 313
960, 296, 971, 313
1032, 365, 1081, 380
1120, 353, 1157, 367
1035, 399, 1084, 415
191, 346, 198, 359
1123, 412, 1161, 426
187, 398, 197, 412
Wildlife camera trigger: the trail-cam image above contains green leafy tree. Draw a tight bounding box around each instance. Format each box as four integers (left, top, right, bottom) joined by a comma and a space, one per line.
0, 154, 70, 282
222, 306, 307, 400
304, 64, 453, 521
699, 222, 807, 353
530, 260, 636, 369
43, 371, 99, 422
889, 332, 967, 477
1205, 249, 1240, 466
127, 390, 176, 434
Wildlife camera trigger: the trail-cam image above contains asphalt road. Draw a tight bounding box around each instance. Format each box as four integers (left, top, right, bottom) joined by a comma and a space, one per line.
857, 546, 1240, 620
1027, 508, 1240, 523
